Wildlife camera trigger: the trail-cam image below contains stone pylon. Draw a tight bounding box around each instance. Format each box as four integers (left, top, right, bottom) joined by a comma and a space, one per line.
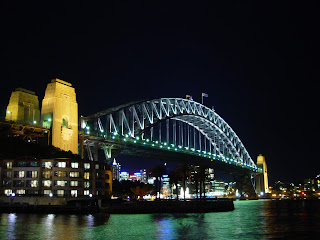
256, 154, 269, 195
5, 88, 40, 124
41, 79, 78, 154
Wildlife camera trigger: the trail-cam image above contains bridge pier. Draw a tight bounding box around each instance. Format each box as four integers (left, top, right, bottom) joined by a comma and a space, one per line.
233, 173, 257, 199
79, 136, 114, 164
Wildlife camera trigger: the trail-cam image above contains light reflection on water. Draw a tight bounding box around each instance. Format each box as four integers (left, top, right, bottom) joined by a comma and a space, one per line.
0, 200, 319, 240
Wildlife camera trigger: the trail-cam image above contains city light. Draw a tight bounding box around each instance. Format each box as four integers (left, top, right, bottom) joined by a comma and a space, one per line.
82, 129, 262, 173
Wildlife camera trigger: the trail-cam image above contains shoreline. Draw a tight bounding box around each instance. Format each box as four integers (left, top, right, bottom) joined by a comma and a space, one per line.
0, 199, 234, 214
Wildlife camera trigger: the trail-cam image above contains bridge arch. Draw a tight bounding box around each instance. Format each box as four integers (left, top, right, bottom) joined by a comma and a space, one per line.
81, 98, 257, 170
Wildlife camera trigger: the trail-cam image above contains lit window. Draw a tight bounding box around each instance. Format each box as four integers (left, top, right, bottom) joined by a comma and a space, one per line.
84, 172, 90, 180
84, 190, 89, 195
4, 189, 12, 196
57, 162, 66, 168
43, 162, 52, 169
5, 162, 13, 169
71, 190, 78, 197
70, 172, 80, 178
27, 171, 38, 178
44, 190, 52, 195
17, 171, 25, 178
30, 180, 38, 187
55, 180, 66, 187
84, 163, 90, 169
42, 180, 52, 187
54, 171, 67, 177
95, 164, 99, 170
70, 181, 78, 187
42, 171, 51, 178
57, 190, 64, 196
71, 162, 79, 169
16, 189, 25, 195
84, 181, 90, 188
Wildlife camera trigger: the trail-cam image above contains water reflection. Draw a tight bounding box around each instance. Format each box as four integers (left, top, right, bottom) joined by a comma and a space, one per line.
1, 200, 320, 240
0, 213, 110, 240
6, 213, 17, 240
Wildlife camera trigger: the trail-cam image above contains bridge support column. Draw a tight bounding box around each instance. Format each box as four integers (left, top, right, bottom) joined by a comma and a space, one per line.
79, 137, 84, 159
100, 143, 113, 164
233, 173, 257, 199
93, 142, 99, 161
256, 155, 269, 196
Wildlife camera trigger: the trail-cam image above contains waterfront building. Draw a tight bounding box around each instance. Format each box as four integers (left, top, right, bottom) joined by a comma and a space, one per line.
211, 181, 227, 197
0, 158, 112, 205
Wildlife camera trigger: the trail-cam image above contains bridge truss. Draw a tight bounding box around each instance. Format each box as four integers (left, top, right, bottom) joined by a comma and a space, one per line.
80, 98, 261, 174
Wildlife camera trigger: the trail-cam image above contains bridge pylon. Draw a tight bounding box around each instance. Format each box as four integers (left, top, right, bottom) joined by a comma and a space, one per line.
255, 154, 269, 196
41, 79, 78, 154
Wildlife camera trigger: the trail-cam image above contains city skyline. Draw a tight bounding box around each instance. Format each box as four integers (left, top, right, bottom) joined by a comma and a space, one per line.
1, 2, 319, 182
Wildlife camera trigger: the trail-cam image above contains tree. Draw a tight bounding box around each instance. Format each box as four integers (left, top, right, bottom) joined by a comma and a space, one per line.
175, 163, 191, 200
112, 180, 152, 199
169, 170, 180, 200
130, 185, 152, 200
150, 165, 166, 199
198, 165, 207, 200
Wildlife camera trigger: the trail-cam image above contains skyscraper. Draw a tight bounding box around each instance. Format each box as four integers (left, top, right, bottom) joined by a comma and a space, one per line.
112, 159, 121, 181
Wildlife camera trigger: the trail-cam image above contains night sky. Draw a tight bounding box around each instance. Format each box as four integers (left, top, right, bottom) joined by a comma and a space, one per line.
1, 2, 319, 182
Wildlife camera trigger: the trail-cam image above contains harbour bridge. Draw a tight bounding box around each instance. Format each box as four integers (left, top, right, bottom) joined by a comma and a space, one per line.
80, 98, 262, 197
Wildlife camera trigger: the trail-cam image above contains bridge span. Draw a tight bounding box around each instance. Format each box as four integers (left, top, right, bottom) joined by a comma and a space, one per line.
79, 98, 262, 173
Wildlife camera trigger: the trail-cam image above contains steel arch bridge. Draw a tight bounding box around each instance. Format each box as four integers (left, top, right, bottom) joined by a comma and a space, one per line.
79, 98, 261, 175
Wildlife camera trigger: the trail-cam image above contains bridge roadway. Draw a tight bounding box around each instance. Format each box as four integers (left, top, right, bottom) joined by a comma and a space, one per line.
79, 132, 262, 175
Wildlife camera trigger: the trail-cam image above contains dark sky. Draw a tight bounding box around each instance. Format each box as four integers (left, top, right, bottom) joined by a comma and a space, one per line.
0, 2, 319, 182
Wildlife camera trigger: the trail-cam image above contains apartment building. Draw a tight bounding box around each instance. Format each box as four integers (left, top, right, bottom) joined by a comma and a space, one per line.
0, 157, 112, 198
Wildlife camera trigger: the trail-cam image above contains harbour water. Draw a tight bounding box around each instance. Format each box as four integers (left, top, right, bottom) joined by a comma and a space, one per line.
0, 199, 319, 240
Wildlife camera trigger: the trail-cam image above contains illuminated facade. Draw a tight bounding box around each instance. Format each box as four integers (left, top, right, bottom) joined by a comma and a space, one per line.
41, 79, 78, 154
0, 158, 112, 201
256, 154, 269, 195
112, 159, 121, 180
5, 88, 40, 124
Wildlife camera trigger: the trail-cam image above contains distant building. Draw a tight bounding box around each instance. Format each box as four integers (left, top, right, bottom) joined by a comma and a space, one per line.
132, 173, 141, 182
112, 159, 121, 181
148, 177, 156, 185
140, 169, 148, 183
119, 171, 129, 181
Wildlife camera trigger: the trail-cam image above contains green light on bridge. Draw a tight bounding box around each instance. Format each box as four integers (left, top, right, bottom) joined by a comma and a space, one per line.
106, 134, 260, 172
